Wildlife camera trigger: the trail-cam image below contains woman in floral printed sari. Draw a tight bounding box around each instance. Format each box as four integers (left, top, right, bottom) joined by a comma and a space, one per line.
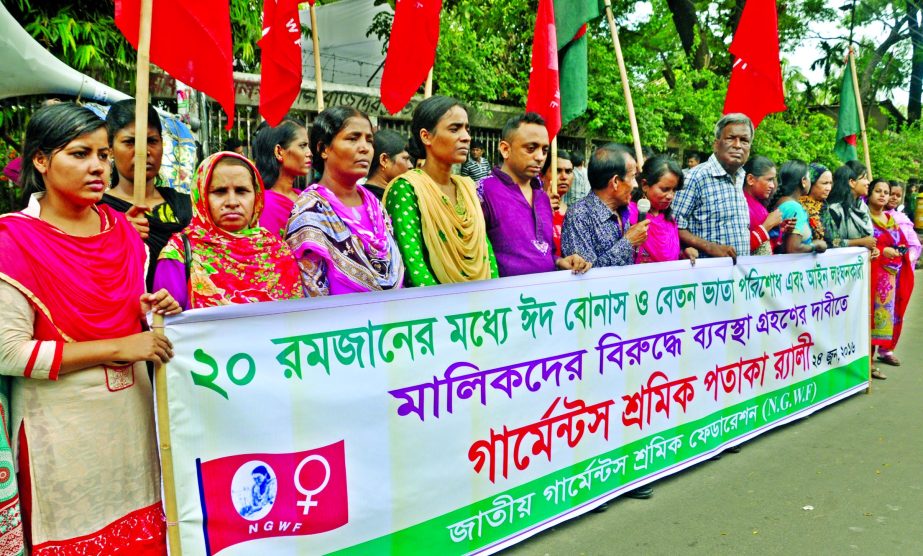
874, 179, 921, 368
799, 163, 844, 249
867, 179, 914, 379
153, 152, 302, 309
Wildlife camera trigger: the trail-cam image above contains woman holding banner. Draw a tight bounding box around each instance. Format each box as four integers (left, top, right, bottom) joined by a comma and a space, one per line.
773, 160, 825, 254
799, 163, 844, 249
829, 161, 878, 256
867, 179, 914, 378
154, 152, 302, 309
100, 98, 192, 289
253, 118, 313, 237
383, 96, 498, 286
627, 155, 698, 263
742, 156, 785, 255
285, 106, 405, 296
0, 103, 180, 554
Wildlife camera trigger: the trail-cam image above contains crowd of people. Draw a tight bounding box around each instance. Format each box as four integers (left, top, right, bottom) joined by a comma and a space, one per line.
0, 97, 918, 552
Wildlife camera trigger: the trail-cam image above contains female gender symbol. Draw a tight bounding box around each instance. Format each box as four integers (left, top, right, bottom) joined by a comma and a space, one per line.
294, 455, 331, 515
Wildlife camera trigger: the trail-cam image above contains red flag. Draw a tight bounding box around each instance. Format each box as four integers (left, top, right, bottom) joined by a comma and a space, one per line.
722, 0, 786, 127
380, 0, 442, 115
526, 0, 561, 139
115, 0, 235, 130
197, 441, 349, 555
258, 0, 305, 126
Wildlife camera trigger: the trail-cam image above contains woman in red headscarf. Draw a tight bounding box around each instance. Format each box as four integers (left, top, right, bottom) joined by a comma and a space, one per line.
0, 103, 179, 555
153, 151, 303, 309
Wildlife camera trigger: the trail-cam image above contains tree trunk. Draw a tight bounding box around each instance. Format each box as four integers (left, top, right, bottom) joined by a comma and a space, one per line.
907, 0, 923, 123
860, 18, 907, 102
857, 16, 909, 127
666, 0, 710, 69
661, 54, 677, 89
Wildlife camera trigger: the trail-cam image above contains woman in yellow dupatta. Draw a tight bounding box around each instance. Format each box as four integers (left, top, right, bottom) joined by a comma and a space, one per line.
383, 96, 498, 286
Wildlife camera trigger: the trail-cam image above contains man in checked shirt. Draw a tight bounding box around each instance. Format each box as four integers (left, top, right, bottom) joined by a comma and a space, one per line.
672, 113, 754, 263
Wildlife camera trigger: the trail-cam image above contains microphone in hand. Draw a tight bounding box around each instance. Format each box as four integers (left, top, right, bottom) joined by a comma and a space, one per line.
637, 198, 651, 222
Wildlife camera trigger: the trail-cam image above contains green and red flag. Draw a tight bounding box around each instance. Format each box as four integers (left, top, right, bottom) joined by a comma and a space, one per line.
553, 0, 599, 126
835, 66, 860, 162
722, 0, 786, 127
526, 0, 561, 139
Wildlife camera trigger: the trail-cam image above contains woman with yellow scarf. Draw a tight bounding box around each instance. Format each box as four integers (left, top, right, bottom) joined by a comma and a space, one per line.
383, 96, 498, 286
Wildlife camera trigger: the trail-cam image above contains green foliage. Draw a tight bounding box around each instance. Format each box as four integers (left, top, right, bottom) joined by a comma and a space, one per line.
751, 110, 840, 169
16, 1, 135, 89
866, 124, 923, 180
433, 1, 535, 105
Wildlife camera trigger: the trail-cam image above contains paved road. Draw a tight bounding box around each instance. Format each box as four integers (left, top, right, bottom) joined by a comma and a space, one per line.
504, 272, 923, 556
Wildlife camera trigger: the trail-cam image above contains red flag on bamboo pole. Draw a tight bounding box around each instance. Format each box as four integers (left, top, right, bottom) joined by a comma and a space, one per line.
526, 0, 562, 140
380, 0, 442, 115
259, 0, 305, 125
722, 0, 786, 127
115, 0, 235, 129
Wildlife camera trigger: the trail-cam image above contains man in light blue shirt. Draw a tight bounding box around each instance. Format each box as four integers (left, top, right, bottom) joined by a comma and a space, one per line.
672, 114, 754, 263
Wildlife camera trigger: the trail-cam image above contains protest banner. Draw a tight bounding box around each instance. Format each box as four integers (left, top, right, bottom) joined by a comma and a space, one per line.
160, 249, 870, 555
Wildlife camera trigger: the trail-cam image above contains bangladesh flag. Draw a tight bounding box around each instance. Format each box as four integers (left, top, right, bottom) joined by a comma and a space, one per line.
553, 1, 600, 125
835, 67, 860, 162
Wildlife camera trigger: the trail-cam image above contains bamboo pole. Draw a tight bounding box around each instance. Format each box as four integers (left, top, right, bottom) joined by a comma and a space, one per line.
130, 1, 182, 550
602, 0, 644, 167
848, 47, 873, 180
310, 3, 325, 111
866, 252, 872, 393
131, 0, 154, 206
152, 313, 182, 552
550, 137, 558, 198
848, 47, 874, 392
421, 69, 434, 170
423, 5, 436, 98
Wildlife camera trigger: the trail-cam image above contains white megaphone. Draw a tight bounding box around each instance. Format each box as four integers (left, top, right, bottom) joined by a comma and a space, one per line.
0, 3, 129, 103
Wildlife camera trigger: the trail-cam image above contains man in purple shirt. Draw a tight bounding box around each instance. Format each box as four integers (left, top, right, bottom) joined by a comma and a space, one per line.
478, 113, 590, 277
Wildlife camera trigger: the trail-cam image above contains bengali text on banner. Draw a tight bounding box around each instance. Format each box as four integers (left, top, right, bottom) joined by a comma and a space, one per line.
161, 248, 870, 555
